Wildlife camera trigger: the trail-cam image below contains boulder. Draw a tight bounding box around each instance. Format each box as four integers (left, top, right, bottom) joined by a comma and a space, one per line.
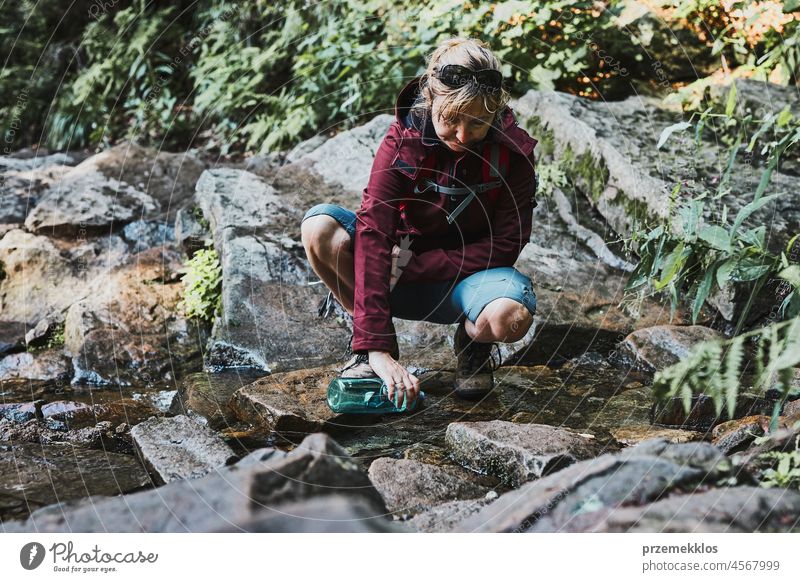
194, 168, 351, 371
130, 415, 236, 485
368, 457, 491, 517
406, 498, 493, 532
0, 349, 71, 383
445, 420, 601, 488
0, 229, 130, 325
538, 486, 800, 532
63, 245, 201, 385
616, 325, 724, 373
456, 438, 734, 532
170, 369, 266, 430
5, 433, 386, 532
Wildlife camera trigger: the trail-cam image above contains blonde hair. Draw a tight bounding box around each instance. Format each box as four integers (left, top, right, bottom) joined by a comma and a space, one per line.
411, 37, 510, 125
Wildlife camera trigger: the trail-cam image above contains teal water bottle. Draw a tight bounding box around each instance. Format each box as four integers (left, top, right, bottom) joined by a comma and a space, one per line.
327, 377, 424, 414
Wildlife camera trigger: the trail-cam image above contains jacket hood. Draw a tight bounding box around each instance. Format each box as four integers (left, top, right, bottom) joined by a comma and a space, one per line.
393, 76, 536, 157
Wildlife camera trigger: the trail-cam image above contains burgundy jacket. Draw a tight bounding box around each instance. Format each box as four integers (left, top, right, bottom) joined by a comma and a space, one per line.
352, 77, 538, 353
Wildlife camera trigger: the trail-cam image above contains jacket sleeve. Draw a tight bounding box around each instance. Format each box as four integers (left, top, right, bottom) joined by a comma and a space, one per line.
351, 123, 410, 353
399, 149, 536, 283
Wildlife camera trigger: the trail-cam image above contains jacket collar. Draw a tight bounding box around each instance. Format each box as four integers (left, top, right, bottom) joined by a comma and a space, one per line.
393, 76, 531, 154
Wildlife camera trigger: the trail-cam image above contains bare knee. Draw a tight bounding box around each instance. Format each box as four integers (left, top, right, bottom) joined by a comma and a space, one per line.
475, 298, 533, 343
301, 215, 350, 259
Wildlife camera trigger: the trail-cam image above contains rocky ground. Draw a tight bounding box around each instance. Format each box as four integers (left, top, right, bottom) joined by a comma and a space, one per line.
1, 79, 799, 532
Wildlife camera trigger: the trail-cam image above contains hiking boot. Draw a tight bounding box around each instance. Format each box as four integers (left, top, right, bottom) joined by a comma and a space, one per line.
338, 331, 400, 379
453, 321, 502, 399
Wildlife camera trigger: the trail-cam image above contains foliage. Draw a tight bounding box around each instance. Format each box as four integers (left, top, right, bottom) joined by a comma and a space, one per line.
758, 435, 800, 490
532, 160, 569, 197
652, 316, 800, 429
3, 0, 642, 154
665, 0, 800, 108
178, 247, 222, 322
626, 87, 800, 330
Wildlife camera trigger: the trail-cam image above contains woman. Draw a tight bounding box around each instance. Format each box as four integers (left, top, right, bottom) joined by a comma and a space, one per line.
301, 37, 538, 408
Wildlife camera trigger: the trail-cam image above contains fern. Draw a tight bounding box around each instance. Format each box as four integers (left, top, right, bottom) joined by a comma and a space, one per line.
653, 317, 800, 428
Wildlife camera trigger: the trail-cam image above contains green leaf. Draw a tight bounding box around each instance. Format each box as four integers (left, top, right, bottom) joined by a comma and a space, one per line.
657, 121, 692, 150
725, 83, 738, 117
655, 241, 686, 290
730, 193, 783, 241
698, 225, 731, 251
716, 258, 737, 289
692, 262, 717, 323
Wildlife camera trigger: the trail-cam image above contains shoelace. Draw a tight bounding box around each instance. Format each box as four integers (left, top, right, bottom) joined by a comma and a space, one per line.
461, 341, 503, 373
340, 351, 369, 372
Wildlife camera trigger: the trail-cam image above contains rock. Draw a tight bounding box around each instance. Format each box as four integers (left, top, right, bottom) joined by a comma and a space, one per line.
86, 142, 207, 222
455, 438, 733, 532
194, 168, 351, 371
611, 425, 705, 446
170, 369, 266, 430
41, 398, 161, 431
513, 87, 798, 322
711, 415, 768, 455
0, 402, 41, 423
121, 220, 175, 253
0, 320, 26, 356
174, 206, 210, 256
587, 386, 654, 429
0, 153, 73, 230
406, 498, 492, 532
63, 245, 200, 385
0, 229, 130, 325
24, 162, 158, 238
541, 486, 800, 532
368, 457, 491, 517
0, 349, 71, 383
210, 495, 404, 533
445, 420, 600, 488
0, 441, 150, 522
0, 418, 125, 449
130, 415, 236, 485
616, 325, 724, 373
230, 365, 340, 434
7, 433, 386, 532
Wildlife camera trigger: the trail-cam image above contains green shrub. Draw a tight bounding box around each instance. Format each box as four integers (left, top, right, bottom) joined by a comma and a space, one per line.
758, 435, 800, 490
178, 247, 222, 322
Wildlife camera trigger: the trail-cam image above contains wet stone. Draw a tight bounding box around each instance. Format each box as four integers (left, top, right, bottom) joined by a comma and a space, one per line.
170, 369, 266, 430
406, 498, 493, 533
651, 393, 776, 432
368, 457, 492, 518
610, 425, 705, 446
0, 441, 150, 523
130, 415, 236, 485
445, 420, 601, 488
616, 325, 724, 373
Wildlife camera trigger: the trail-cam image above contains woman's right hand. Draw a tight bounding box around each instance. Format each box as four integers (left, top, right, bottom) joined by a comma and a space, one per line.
368, 350, 420, 408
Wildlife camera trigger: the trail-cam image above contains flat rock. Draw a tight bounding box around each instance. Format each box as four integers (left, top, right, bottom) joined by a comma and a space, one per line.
611, 425, 705, 446
5, 433, 386, 532
0, 441, 150, 522
130, 415, 236, 485
445, 420, 601, 488
24, 162, 158, 237
229, 365, 338, 434
368, 457, 491, 517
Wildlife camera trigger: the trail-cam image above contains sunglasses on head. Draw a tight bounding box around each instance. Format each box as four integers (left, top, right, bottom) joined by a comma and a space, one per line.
434, 64, 503, 94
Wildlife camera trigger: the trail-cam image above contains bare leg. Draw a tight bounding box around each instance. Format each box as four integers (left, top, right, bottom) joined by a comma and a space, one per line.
301, 215, 355, 315
464, 298, 533, 343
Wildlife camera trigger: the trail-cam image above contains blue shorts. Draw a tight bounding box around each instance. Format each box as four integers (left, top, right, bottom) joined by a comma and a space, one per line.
301, 203, 536, 324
